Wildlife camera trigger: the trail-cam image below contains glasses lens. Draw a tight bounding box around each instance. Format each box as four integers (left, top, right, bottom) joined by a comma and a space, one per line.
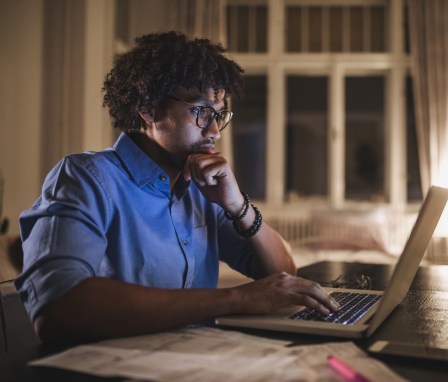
217, 111, 232, 131
197, 107, 215, 128
196, 107, 233, 131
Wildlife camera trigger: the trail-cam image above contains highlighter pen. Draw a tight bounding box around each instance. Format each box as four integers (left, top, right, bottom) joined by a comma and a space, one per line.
327, 355, 371, 382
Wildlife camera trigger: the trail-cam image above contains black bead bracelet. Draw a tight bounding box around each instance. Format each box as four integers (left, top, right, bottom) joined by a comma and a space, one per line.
232, 204, 263, 238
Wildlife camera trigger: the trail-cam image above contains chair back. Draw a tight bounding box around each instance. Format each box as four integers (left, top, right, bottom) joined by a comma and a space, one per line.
0, 282, 40, 356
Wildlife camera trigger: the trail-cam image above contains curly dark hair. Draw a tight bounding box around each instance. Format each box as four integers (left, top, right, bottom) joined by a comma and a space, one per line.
103, 31, 244, 131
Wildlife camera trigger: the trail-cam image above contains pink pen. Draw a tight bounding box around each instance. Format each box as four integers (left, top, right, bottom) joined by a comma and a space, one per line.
327, 355, 371, 382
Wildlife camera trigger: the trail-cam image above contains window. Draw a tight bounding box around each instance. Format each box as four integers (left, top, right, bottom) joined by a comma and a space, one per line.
286, 76, 328, 199
231, 76, 267, 199
345, 76, 385, 201
227, 2, 268, 52
285, 4, 387, 53
226, 0, 419, 209
406, 75, 423, 201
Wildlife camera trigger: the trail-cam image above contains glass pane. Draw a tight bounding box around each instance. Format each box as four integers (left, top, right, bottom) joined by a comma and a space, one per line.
370, 6, 386, 52
403, 4, 411, 54
345, 76, 385, 201
350, 7, 364, 52
226, 5, 267, 53
329, 7, 343, 52
226, 6, 237, 51
406, 76, 423, 201
284, 4, 387, 54
236, 6, 249, 52
309, 7, 322, 52
286, 6, 302, 52
227, 6, 249, 52
255, 6, 268, 52
231, 76, 267, 200
286, 76, 328, 200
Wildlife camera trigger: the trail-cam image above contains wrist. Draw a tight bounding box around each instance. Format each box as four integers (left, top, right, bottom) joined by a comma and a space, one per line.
222, 286, 245, 315
224, 192, 263, 239
224, 192, 249, 220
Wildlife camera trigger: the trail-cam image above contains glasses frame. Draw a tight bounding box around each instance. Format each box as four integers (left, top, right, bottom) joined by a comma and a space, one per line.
168, 95, 233, 131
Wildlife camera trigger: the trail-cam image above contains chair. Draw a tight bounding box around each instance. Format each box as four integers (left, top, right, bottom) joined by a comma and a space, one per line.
0, 282, 40, 356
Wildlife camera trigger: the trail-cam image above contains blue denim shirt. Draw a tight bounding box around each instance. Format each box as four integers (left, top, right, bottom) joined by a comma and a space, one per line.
15, 132, 254, 321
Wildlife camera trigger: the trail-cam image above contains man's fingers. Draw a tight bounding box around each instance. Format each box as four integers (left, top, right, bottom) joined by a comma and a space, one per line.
236, 273, 340, 315
290, 278, 340, 313
185, 153, 227, 187
295, 295, 331, 315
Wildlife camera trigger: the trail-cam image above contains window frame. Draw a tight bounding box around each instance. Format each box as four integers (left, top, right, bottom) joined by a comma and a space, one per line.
223, 0, 415, 212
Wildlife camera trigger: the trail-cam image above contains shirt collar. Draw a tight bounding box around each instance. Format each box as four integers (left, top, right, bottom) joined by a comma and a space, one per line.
113, 132, 167, 188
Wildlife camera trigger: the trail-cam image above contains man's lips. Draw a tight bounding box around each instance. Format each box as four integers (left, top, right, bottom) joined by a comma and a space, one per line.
198, 144, 214, 153
194, 140, 215, 153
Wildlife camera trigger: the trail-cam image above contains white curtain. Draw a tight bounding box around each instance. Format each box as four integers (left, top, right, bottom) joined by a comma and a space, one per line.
169, 0, 223, 42
408, 0, 448, 262
408, 0, 448, 193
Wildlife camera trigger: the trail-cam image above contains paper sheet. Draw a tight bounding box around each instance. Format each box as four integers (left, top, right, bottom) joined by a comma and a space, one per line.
30, 327, 407, 382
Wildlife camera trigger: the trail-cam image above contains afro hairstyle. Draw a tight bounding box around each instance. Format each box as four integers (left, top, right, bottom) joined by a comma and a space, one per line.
102, 31, 244, 131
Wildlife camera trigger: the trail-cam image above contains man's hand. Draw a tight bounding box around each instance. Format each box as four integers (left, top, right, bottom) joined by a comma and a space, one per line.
232, 272, 340, 316
183, 152, 244, 214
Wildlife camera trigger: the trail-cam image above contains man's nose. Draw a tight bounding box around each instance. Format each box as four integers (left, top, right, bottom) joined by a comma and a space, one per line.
203, 118, 221, 141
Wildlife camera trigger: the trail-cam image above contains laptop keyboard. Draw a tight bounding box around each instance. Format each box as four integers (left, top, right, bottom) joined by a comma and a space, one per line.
290, 291, 382, 325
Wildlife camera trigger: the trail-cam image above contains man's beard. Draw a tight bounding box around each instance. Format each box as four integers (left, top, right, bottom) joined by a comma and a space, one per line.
191, 138, 215, 153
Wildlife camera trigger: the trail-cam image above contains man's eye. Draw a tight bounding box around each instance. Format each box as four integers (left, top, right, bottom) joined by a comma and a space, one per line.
198, 107, 211, 116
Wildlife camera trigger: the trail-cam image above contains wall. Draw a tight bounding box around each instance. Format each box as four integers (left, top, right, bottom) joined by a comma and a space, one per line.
0, 0, 115, 236
0, 0, 44, 235
0, 0, 188, 237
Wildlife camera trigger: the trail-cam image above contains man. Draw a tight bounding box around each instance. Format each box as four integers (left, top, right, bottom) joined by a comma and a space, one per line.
16, 31, 339, 343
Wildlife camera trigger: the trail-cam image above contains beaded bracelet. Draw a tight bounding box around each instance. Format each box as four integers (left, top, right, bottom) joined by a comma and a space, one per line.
224, 192, 250, 222
232, 204, 263, 238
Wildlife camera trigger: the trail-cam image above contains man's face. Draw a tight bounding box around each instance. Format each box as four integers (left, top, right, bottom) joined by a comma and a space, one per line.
151, 87, 226, 167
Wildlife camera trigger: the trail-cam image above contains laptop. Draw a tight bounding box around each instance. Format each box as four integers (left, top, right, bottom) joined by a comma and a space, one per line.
216, 185, 448, 339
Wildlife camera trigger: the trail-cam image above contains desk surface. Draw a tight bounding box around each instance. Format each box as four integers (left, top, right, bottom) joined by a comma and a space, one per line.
1, 261, 448, 382
298, 261, 448, 381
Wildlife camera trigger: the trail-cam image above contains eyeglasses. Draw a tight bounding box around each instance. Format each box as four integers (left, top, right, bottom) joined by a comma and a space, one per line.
168, 95, 233, 131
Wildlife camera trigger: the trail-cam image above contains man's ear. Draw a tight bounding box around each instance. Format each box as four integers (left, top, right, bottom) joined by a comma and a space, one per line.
139, 112, 154, 125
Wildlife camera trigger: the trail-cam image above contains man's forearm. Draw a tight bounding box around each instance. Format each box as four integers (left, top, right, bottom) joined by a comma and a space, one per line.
35, 277, 240, 343
247, 221, 296, 278
231, 202, 296, 278
35, 272, 339, 344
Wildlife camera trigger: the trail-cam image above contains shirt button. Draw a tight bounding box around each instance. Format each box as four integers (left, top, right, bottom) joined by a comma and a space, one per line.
183, 240, 188, 245
159, 175, 167, 181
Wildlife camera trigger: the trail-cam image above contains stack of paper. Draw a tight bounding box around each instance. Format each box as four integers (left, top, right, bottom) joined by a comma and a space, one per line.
30, 327, 406, 381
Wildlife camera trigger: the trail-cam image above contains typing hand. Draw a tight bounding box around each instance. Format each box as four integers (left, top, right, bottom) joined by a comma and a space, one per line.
233, 272, 340, 316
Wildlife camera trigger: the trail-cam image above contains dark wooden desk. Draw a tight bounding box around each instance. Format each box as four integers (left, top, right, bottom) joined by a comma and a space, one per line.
1, 261, 448, 382
297, 261, 448, 381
